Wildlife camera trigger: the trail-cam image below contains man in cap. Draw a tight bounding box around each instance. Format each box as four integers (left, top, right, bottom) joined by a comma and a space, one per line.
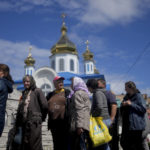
46, 76, 70, 150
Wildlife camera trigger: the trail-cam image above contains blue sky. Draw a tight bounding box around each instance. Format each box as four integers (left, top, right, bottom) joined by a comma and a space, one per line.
0, 0, 150, 96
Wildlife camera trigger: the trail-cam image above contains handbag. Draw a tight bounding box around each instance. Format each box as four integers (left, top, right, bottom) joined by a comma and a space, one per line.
80, 132, 87, 150
89, 116, 112, 147
13, 127, 22, 145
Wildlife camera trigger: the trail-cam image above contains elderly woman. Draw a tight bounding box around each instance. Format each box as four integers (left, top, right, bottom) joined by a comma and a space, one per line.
11, 75, 48, 150
0, 64, 13, 137
69, 77, 91, 150
120, 81, 146, 150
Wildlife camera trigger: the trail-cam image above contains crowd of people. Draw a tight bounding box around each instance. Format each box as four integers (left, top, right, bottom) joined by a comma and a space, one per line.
0, 63, 150, 150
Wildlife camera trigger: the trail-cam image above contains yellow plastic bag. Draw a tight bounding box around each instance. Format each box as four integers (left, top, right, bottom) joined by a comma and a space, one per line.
89, 116, 112, 147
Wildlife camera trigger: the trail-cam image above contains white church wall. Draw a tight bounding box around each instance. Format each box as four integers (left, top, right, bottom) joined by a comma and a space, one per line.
25, 66, 35, 76
50, 53, 79, 74
85, 61, 94, 74
33, 67, 57, 96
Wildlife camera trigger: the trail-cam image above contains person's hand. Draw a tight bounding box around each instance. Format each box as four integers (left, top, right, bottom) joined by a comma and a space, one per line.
77, 128, 83, 135
122, 100, 131, 106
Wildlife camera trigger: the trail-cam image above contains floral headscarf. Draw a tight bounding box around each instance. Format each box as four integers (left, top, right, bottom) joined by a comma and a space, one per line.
72, 77, 90, 95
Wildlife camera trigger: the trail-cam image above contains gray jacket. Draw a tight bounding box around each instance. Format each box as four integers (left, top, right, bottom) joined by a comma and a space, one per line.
91, 88, 110, 119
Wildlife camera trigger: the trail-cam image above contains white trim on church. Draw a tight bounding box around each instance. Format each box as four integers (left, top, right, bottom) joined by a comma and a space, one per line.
33, 67, 57, 96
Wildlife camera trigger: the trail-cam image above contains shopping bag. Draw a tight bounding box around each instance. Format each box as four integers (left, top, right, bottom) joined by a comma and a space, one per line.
89, 116, 112, 147
80, 132, 87, 150
13, 127, 22, 145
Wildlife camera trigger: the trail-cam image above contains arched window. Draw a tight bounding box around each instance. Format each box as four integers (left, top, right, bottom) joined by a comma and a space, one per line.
70, 59, 74, 71
87, 64, 89, 71
41, 84, 51, 96
51, 60, 55, 70
59, 58, 64, 71
91, 64, 93, 71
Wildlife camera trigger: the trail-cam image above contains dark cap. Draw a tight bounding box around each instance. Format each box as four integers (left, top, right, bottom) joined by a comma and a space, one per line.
53, 76, 65, 82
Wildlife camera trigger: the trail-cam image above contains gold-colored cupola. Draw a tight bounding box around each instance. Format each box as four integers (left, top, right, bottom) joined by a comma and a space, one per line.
94, 65, 100, 74
51, 14, 78, 56
83, 40, 94, 61
24, 46, 35, 66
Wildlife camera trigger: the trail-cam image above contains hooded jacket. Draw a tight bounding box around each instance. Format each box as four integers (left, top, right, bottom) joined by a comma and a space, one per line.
0, 77, 13, 136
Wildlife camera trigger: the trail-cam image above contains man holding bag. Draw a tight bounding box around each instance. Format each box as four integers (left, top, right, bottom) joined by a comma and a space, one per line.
86, 79, 111, 150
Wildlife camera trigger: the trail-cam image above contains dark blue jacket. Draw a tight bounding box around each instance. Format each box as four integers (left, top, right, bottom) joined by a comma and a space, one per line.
0, 77, 13, 136
121, 93, 146, 131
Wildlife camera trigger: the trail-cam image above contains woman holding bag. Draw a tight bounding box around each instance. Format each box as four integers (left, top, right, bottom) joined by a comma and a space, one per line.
86, 79, 111, 150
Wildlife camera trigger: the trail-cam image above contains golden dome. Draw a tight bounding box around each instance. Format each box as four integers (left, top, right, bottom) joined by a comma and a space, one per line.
94, 65, 100, 74
51, 16, 78, 56
24, 47, 35, 66
83, 40, 94, 61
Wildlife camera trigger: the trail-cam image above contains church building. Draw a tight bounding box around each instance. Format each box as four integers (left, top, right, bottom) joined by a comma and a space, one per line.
16, 17, 105, 96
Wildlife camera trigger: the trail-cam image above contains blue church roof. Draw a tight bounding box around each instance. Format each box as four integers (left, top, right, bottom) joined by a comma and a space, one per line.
15, 72, 109, 90
58, 72, 105, 86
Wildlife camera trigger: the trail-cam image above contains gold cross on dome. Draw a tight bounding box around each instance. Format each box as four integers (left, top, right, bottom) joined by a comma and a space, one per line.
28, 46, 32, 57
85, 40, 90, 50
61, 13, 66, 23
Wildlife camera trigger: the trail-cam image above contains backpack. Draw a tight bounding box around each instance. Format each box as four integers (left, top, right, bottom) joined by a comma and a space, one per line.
48, 92, 66, 120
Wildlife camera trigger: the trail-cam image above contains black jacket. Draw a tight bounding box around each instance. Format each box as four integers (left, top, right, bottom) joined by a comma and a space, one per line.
0, 77, 13, 136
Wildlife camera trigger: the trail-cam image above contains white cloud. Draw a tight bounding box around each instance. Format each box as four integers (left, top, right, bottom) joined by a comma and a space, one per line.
105, 74, 126, 95
53, 0, 150, 25
79, 0, 150, 25
0, 39, 50, 80
104, 73, 150, 97
141, 88, 150, 96
22, 0, 53, 6
0, 0, 53, 12
0, 0, 150, 25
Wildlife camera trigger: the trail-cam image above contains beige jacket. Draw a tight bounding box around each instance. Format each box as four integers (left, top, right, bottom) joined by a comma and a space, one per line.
72, 90, 91, 131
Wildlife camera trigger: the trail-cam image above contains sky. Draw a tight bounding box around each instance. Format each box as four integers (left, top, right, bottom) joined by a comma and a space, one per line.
0, 0, 150, 96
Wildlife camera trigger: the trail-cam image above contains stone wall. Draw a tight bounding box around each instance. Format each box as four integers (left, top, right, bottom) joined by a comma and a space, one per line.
0, 89, 53, 150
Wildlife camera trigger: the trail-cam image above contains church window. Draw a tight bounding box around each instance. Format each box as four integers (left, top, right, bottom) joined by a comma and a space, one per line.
27, 69, 29, 75
87, 64, 89, 72
91, 64, 93, 71
41, 84, 51, 97
51, 60, 55, 70
59, 58, 64, 71
70, 59, 74, 71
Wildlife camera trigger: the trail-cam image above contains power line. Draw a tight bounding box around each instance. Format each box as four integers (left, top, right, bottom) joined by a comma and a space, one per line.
114, 41, 150, 89
125, 41, 150, 75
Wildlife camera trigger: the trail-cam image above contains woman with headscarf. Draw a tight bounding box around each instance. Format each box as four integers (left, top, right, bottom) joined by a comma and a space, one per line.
11, 75, 48, 150
0, 64, 13, 137
69, 77, 91, 150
